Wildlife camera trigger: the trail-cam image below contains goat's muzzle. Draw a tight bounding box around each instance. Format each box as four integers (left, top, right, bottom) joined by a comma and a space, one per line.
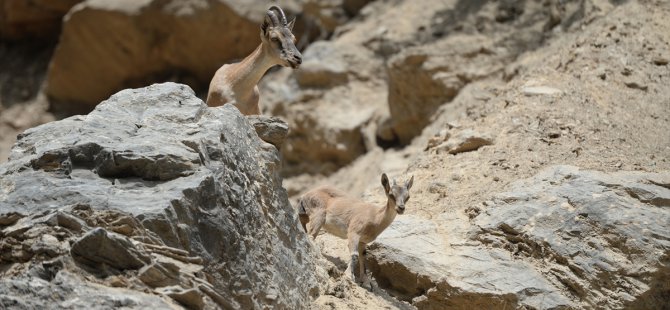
288, 55, 302, 69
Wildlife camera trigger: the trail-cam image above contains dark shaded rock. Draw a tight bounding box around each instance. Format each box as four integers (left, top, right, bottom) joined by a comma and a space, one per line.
0, 0, 83, 40
0, 212, 21, 226
70, 228, 151, 274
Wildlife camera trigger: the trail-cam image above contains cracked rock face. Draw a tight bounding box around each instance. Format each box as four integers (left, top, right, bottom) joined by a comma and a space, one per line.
0, 82, 322, 309
367, 165, 670, 309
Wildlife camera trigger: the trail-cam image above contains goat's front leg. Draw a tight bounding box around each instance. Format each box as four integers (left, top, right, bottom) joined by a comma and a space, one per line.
358, 241, 371, 289
345, 234, 361, 282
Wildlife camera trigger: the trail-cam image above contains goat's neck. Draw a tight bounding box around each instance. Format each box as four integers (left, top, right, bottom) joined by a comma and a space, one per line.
229, 44, 277, 97
377, 199, 398, 230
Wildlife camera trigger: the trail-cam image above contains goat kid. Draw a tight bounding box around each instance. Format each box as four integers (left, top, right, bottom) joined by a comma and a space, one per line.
298, 173, 414, 286
206, 6, 302, 115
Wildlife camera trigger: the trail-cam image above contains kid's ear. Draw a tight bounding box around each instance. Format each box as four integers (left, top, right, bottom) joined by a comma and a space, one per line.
287, 18, 295, 30
381, 173, 390, 193
405, 175, 414, 190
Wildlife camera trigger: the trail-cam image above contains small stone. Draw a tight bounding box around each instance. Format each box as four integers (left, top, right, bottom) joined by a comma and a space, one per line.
246, 115, 290, 148
428, 182, 448, 193
110, 224, 134, 236
138, 262, 179, 288
30, 234, 63, 257
652, 56, 668, 66
436, 129, 493, 155
0, 213, 22, 226
157, 286, 205, 310
624, 80, 648, 91
107, 275, 128, 287
521, 86, 562, 96
70, 228, 151, 274
465, 206, 481, 219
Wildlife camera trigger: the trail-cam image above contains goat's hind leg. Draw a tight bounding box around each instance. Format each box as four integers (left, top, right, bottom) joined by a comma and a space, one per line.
305, 210, 325, 239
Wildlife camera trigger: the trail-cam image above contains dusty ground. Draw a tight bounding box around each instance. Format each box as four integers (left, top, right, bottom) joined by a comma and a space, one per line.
299, 1, 670, 308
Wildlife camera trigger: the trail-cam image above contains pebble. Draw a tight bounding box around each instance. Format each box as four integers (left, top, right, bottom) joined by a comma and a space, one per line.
521, 86, 562, 96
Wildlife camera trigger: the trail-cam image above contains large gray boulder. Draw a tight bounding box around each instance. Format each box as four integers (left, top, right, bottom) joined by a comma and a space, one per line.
367, 166, 670, 309
0, 82, 322, 309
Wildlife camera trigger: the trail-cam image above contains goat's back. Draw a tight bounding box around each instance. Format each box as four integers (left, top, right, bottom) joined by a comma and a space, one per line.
298, 186, 347, 214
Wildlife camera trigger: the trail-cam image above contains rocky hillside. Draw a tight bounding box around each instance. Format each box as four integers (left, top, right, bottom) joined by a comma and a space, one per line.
1, 0, 669, 309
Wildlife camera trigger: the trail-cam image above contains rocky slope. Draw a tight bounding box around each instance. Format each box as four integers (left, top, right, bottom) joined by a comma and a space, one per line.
1, 0, 669, 309
299, 0, 670, 309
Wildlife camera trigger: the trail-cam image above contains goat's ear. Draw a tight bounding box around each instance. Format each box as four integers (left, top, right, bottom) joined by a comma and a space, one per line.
261, 21, 269, 36
405, 175, 414, 190
287, 18, 295, 31
381, 173, 390, 193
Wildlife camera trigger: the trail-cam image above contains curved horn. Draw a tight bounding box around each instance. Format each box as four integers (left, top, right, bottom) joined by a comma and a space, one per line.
265, 9, 280, 27
268, 5, 287, 25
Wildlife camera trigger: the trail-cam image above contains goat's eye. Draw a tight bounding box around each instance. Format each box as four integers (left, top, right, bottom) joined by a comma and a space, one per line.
271, 37, 279, 42
389, 194, 396, 200
405, 196, 410, 202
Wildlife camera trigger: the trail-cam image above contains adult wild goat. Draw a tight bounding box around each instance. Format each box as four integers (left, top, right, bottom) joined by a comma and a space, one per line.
207, 6, 302, 115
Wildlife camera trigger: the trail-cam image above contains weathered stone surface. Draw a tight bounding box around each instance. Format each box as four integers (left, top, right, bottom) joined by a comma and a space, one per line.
70, 228, 149, 274
367, 166, 670, 309
0, 82, 322, 309
385, 35, 509, 145
0, 0, 82, 40
476, 165, 670, 309
367, 215, 571, 309
246, 115, 290, 148
0, 270, 179, 309
262, 40, 384, 176
294, 41, 370, 89
382, 0, 594, 145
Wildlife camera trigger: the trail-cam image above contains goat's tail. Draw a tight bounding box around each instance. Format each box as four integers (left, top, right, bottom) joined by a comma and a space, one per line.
297, 197, 309, 232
